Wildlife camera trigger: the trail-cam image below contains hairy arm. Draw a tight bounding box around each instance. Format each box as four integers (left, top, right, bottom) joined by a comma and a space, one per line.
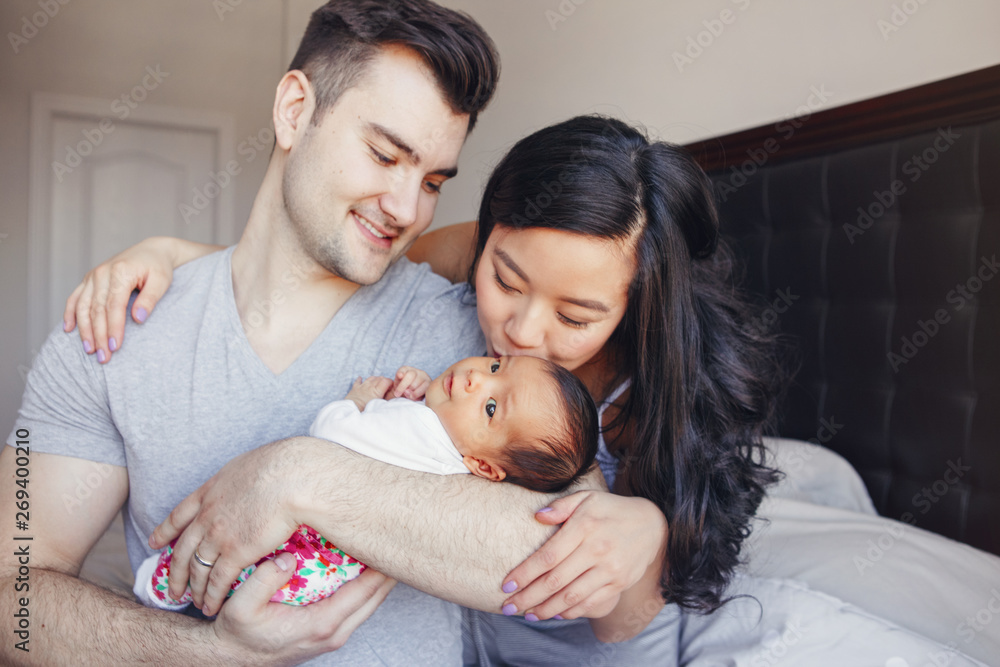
0, 449, 225, 665
406, 221, 477, 284
297, 440, 567, 609
156, 437, 607, 615
1, 447, 393, 664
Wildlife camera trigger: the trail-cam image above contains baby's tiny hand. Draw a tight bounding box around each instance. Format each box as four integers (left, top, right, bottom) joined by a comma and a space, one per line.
346, 376, 394, 410
390, 366, 432, 401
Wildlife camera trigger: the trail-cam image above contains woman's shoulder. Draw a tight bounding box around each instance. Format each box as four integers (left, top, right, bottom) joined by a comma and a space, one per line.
406, 221, 477, 284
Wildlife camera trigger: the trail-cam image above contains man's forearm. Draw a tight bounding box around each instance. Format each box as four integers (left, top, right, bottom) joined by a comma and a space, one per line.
0, 569, 229, 665
289, 437, 567, 611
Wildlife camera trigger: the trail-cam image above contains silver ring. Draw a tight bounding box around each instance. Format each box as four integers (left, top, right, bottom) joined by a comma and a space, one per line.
193, 550, 216, 568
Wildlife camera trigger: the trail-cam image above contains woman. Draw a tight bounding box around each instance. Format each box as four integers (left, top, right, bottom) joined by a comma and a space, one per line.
66, 116, 783, 652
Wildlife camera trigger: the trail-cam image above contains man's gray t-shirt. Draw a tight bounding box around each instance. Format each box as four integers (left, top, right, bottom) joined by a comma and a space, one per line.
8, 247, 484, 665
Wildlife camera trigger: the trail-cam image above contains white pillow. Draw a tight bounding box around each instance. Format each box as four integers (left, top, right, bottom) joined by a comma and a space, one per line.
763, 436, 877, 514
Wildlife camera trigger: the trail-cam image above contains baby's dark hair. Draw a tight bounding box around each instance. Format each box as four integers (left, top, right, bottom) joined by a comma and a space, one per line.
500, 361, 598, 493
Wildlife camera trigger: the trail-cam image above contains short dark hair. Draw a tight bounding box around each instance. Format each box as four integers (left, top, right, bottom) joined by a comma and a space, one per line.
500, 360, 598, 494
289, 0, 500, 131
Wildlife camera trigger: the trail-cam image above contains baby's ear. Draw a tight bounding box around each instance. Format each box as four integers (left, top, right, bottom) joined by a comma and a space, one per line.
462, 455, 506, 482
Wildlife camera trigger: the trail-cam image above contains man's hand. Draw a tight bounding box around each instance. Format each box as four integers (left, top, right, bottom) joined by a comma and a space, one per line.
389, 366, 432, 400
214, 554, 396, 664
0, 448, 395, 665
150, 439, 307, 615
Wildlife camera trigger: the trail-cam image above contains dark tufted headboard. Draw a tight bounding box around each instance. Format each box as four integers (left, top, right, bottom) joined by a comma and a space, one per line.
685, 65, 1000, 556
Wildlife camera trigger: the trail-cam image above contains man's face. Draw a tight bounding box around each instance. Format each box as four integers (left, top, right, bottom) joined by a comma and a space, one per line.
282, 45, 469, 285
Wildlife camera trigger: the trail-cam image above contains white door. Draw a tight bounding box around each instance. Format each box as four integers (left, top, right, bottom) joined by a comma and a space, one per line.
29, 93, 237, 349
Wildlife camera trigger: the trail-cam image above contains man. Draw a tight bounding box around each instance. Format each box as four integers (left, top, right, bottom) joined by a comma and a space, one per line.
1, 2, 508, 663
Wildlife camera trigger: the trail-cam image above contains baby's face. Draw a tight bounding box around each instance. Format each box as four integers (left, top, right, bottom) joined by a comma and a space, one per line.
425, 356, 560, 465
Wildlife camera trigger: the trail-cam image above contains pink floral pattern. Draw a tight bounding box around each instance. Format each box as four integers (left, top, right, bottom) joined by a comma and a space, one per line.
149, 525, 367, 607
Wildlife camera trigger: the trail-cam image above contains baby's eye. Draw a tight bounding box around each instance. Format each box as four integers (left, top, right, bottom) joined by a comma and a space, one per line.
485, 398, 497, 419
490, 360, 500, 373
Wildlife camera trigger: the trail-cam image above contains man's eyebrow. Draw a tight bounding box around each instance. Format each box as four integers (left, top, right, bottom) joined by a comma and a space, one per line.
494, 248, 610, 313
368, 122, 458, 178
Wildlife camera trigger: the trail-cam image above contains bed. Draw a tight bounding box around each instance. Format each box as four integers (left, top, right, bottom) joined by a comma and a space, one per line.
680, 65, 1000, 665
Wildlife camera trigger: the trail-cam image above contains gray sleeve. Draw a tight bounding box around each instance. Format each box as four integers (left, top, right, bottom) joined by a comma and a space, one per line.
5, 325, 125, 467
405, 284, 485, 374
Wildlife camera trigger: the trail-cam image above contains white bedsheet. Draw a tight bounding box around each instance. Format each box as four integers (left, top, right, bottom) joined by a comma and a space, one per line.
681, 575, 991, 667
753, 438, 1000, 665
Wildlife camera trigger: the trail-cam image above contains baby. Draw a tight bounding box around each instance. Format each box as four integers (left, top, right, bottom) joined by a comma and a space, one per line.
135, 355, 598, 609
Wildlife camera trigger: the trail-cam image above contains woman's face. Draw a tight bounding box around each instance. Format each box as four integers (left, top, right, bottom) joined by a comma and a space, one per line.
475, 226, 634, 372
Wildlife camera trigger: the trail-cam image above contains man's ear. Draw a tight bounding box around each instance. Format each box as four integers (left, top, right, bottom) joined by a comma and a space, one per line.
462, 455, 506, 482
273, 70, 315, 151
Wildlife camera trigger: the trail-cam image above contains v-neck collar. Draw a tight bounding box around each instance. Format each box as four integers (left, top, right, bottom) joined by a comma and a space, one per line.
220, 248, 370, 383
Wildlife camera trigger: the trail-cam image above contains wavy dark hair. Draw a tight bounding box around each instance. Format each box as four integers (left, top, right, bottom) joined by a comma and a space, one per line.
468, 116, 785, 612
290, 0, 500, 131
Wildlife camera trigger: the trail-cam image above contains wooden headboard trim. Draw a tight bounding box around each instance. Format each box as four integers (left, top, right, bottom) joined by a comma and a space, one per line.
684, 64, 1000, 172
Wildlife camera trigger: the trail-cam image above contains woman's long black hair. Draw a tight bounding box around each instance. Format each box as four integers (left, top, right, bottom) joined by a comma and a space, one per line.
468, 116, 785, 612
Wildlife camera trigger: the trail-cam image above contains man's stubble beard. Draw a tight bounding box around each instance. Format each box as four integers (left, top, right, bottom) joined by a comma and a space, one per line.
281, 145, 391, 286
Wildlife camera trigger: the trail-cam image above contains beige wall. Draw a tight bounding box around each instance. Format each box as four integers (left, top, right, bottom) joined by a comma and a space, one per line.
431, 0, 1000, 229
0, 0, 284, 432
2, 0, 998, 433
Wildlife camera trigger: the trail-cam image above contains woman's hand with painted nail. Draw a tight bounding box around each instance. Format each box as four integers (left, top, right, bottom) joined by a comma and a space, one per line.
64, 236, 221, 364
64, 236, 179, 363
500, 490, 667, 622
